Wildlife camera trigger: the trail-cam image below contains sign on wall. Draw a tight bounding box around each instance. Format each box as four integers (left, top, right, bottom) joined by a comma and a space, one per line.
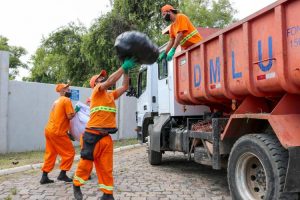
70, 89, 79, 101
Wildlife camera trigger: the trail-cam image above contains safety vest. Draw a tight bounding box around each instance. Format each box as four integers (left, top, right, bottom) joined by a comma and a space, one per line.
180, 29, 199, 46
90, 106, 117, 114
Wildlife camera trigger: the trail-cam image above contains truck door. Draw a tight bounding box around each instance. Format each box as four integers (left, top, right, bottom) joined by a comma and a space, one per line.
158, 59, 170, 114
137, 67, 150, 127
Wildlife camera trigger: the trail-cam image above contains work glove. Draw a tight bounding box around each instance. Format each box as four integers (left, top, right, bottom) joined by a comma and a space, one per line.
75, 105, 81, 113
157, 51, 166, 62
166, 47, 176, 61
122, 58, 136, 71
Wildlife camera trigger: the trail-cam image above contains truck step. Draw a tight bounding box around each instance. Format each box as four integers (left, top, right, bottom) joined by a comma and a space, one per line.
189, 131, 213, 140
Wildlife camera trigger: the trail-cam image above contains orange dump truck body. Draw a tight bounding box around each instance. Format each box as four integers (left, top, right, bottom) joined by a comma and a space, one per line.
174, 0, 300, 148
174, 0, 300, 106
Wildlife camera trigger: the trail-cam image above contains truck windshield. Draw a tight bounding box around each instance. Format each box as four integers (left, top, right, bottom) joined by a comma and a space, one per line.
137, 69, 147, 97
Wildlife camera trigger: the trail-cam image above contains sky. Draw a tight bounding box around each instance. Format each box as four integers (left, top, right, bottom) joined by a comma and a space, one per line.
0, 0, 277, 80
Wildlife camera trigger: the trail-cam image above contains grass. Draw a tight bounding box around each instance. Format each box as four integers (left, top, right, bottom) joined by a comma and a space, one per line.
10, 187, 17, 195
0, 138, 139, 170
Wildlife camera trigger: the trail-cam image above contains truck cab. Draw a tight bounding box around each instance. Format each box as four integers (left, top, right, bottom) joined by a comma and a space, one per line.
136, 63, 158, 142
136, 46, 209, 144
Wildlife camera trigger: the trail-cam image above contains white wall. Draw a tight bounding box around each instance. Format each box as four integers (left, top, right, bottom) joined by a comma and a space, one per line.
0, 51, 138, 153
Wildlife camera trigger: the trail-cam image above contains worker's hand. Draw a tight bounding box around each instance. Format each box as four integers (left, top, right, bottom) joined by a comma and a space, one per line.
157, 51, 166, 62
167, 47, 176, 61
122, 58, 136, 71
75, 105, 81, 113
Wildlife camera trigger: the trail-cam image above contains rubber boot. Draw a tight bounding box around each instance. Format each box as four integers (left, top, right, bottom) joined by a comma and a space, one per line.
101, 193, 115, 200
57, 170, 72, 182
73, 184, 83, 200
40, 171, 54, 184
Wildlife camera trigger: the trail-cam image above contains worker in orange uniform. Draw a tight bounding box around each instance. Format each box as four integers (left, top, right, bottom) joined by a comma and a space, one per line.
158, 4, 203, 62
73, 58, 136, 200
40, 83, 76, 184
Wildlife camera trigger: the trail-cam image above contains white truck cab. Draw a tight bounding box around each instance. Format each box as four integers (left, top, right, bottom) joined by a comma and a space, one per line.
136, 48, 209, 143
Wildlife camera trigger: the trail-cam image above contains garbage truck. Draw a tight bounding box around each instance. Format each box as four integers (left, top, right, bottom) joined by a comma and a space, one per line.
135, 0, 300, 199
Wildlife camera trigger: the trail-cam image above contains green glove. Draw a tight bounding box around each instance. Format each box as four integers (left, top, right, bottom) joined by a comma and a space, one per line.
158, 51, 166, 62
75, 105, 81, 113
166, 47, 176, 61
122, 58, 136, 71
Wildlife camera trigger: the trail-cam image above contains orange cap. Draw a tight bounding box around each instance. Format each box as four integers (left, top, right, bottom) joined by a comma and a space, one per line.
89, 70, 107, 88
55, 83, 69, 92
161, 4, 176, 12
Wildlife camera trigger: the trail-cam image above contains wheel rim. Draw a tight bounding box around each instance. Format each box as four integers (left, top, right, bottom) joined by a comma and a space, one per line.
235, 152, 267, 200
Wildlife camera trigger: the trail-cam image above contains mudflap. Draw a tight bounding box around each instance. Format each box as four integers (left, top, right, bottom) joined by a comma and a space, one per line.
150, 114, 170, 152
284, 146, 300, 192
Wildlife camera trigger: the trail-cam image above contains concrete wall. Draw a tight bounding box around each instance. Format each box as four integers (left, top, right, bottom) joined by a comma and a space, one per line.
0, 51, 137, 153
0, 51, 9, 154
7, 81, 92, 152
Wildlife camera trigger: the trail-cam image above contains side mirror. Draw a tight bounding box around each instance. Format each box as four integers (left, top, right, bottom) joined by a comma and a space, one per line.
126, 86, 137, 98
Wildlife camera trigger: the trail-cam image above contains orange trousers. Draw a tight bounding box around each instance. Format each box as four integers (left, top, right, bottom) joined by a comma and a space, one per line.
41, 130, 75, 173
73, 134, 114, 194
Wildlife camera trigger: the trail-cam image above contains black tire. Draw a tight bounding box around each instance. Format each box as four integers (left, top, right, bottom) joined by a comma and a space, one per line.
148, 124, 162, 165
228, 134, 298, 200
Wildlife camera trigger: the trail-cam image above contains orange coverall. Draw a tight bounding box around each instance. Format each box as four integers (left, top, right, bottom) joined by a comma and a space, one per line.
169, 13, 202, 49
41, 96, 75, 173
73, 85, 119, 195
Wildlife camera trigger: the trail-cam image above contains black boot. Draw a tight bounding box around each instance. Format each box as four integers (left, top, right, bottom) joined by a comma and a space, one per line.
101, 193, 115, 200
73, 184, 83, 200
40, 171, 54, 184
57, 170, 72, 182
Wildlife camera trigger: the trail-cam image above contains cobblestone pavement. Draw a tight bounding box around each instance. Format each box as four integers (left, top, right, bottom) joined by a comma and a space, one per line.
0, 146, 231, 200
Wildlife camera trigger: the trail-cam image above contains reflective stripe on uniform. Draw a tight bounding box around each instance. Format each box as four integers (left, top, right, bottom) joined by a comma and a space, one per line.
90, 106, 117, 114
98, 184, 114, 191
180, 29, 198, 46
74, 175, 86, 184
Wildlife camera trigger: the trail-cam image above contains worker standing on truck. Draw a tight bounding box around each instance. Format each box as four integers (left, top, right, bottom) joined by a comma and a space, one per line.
40, 83, 76, 184
158, 4, 203, 61
72, 58, 136, 200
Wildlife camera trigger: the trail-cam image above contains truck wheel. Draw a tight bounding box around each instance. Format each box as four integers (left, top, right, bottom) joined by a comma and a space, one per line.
228, 134, 298, 200
148, 124, 162, 165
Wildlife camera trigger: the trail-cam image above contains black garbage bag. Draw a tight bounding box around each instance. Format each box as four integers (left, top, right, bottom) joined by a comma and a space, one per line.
114, 31, 159, 64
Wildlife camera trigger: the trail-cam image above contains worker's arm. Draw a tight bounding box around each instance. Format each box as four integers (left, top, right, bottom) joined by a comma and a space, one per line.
165, 38, 175, 54
172, 32, 184, 50
67, 113, 75, 120
113, 74, 129, 99
98, 67, 125, 91
98, 58, 135, 91
166, 32, 184, 61
65, 99, 76, 120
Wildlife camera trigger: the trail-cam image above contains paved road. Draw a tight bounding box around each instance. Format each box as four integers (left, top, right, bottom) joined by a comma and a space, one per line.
0, 146, 231, 200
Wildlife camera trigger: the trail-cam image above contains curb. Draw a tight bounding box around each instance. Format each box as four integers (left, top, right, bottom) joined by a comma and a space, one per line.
0, 143, 145, 176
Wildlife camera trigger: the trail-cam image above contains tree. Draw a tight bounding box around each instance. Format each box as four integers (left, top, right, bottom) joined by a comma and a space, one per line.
0, 36, 28, 80
111, 0, 179, 45
26, 0, 237, 86
179, 0, 237, 28
26, 22, 89, 86
81, 12, 134, 78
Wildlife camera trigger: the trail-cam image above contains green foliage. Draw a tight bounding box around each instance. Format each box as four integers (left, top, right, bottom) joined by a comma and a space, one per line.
179, 0, 237, 28
81, 12, 134, 81
0, 36, 27, 80
112, 0, 179, 46
26, 0, 236, 87
25, 22, 89, 86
